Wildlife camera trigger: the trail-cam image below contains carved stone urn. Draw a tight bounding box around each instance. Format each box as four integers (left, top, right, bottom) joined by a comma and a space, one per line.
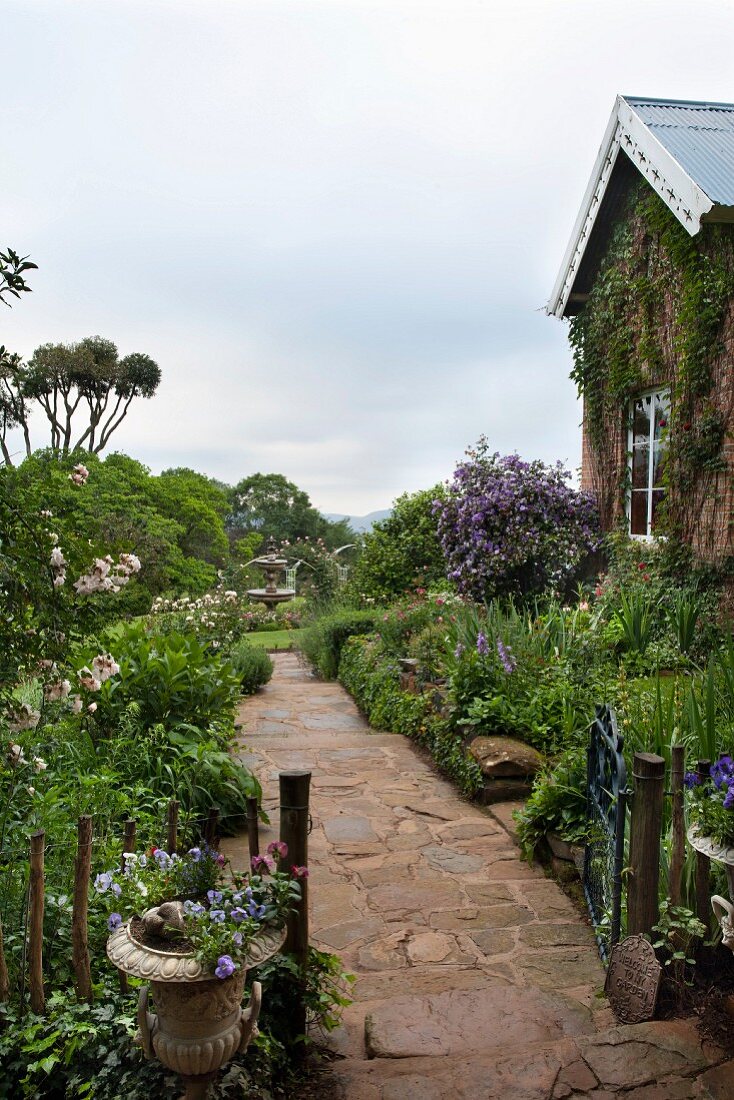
107, 902, 286, 1099
687, 826, 734, 951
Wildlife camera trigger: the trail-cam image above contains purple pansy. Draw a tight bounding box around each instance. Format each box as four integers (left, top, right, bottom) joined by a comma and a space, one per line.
214, 955, 236, 980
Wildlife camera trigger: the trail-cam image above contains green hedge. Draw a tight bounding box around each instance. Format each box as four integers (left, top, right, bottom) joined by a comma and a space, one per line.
299, 609, 382, 678
338, 635, 483, 797
228, 638, 274, 694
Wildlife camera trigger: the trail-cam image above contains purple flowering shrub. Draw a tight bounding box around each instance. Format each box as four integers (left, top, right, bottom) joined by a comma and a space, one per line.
434, 440, 600, 601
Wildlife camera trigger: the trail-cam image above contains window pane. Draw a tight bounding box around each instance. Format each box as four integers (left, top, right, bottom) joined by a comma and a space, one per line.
630, 491, 649, 535
652, 443, 667, 487
651, 490, 666, 532
632, 444, 650, 488
653, 392, 670, 441
632, 397, 651, 446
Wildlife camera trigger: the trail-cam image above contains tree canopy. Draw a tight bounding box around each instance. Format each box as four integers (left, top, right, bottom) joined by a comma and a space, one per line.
228, 472, 354, 549
0, 335, 161, 464
347, 486, 448, 603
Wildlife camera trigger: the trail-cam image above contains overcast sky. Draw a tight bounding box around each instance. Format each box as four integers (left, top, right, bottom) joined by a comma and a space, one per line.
4, 0, 734, 513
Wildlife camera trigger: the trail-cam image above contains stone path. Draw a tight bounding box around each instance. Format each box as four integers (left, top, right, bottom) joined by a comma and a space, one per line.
223, 652, 733, 1099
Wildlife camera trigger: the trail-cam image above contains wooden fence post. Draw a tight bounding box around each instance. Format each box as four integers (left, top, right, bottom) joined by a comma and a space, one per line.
121, 819, 137, 872
246, 796, 260, 860
28, 830, 45, 1015
204, 807, 220, 849
0, 919, 9, 1002
669, 745, 685, 906
695, 759, 712, 928
72, 815, 93, 1003
118, 819, 137, 994
167, 800, 179, 855
627, 753, 665, 936
279, 771, 311, 1045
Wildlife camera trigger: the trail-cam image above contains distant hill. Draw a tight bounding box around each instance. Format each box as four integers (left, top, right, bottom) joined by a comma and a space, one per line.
325, 509, 391, 534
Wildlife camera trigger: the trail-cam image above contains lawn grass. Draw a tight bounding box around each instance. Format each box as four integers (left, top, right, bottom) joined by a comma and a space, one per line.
244, 629, 302, 651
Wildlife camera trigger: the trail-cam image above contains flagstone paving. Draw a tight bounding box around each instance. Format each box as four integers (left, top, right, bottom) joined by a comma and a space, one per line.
223, 652, 733, 1099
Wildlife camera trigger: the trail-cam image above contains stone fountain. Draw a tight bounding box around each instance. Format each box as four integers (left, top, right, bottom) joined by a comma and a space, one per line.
246, 536, 295, 608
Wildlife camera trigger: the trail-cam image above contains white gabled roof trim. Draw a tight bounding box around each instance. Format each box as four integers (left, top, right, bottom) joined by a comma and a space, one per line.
548, 95, 716, 319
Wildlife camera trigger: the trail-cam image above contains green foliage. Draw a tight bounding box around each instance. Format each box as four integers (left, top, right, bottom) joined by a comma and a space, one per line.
612, 589, 655, 657
347, 486, 448, 604
339, 635, 483, 796
7, 450, 229, 611
78, 622, 240, 737
448, 601, 598, 755
228, 472, 355, 549
667, 590, 702, 655
652, 899, 707, 1002
0, 942, 352, 1099
514, 745, 589, 858
228, 638, 274, 694
0, 988, 181, 1099
299, 608, 382, 679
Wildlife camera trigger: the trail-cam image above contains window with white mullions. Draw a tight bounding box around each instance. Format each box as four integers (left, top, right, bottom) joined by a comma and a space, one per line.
628, 389, 670, 538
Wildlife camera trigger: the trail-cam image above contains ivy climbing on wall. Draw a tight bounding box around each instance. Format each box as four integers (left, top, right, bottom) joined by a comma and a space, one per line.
567, 177, 734, 561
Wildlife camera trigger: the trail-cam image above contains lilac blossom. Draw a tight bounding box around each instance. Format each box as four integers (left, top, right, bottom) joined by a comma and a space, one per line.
433, 441, 600, 601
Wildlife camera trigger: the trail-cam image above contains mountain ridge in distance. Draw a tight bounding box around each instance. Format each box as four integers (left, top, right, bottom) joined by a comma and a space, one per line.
324, 509, 391, 533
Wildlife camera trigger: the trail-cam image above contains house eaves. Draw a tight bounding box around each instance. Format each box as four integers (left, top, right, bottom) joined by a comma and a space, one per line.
547, 95, 734, 319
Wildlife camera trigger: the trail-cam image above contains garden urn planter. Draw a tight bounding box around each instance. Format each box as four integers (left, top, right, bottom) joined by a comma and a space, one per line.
107, 902, 286, 1099
687, 826, 734, 951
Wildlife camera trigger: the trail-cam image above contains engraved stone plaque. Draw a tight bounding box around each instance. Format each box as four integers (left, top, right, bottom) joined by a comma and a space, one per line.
604, 934, 662, 1023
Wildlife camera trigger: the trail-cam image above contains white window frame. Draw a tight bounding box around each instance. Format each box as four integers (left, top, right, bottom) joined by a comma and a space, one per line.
627, 387, 670, 541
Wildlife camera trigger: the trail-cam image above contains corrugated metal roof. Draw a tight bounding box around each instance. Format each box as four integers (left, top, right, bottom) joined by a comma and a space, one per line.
625, 96, 734, 206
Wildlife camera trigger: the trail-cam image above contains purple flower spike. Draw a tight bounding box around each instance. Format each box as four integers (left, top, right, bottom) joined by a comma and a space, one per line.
724, 785, 734, 811
476, 631, 489, 656
496, 639, 516, 674
215, 955, 236, 980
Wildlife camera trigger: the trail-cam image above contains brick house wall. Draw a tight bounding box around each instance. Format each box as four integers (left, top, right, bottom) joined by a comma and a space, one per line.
577, 210, 734, 569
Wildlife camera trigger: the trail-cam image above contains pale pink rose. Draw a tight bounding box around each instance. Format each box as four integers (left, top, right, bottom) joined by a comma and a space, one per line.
69, 463, 90, 486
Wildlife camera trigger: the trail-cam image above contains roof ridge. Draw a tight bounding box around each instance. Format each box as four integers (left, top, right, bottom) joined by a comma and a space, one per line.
623, 94, 734, 111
